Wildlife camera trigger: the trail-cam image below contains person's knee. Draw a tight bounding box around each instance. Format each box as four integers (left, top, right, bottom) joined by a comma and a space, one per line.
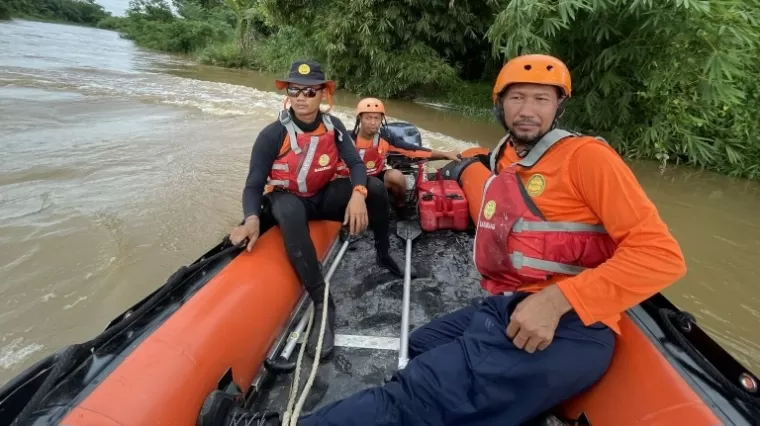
551, 324, 616, 395
408, 324, 439, 358
384, 169, 405, 189
408, 329, 427, 357
366, 176, 389, 201
269, 192, 307, 224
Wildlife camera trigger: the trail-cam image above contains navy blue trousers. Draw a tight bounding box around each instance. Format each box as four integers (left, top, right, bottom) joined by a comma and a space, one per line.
298, 294, 615, 426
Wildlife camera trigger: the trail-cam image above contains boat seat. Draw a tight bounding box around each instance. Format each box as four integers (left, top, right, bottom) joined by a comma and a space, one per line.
558, 314, 721, 426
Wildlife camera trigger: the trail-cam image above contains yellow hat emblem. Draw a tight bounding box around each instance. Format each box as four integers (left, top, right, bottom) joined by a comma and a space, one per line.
318, 154, 329, 167
526, 174, 546, 197
366, 160, 376, 169
483, 200, 496, 220
298, 64, 311, 75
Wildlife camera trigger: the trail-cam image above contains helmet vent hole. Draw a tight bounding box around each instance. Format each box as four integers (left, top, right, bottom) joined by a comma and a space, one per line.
524, 65, 532, 70
546, 65, 553, 71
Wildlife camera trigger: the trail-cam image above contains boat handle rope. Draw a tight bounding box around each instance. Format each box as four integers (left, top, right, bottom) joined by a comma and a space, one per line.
9, 239, 244, 426
282, 228, 354, 426
659, 308, 760, 424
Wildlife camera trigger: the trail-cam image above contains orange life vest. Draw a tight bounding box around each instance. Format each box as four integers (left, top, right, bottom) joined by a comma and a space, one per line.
336, 133, 390, 177
266, 110, 340, 197
473, 129, 618, 294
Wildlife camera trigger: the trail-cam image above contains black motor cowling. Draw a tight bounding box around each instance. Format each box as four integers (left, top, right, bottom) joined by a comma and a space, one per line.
384, 122, 422, 171
385, 121, 422, 147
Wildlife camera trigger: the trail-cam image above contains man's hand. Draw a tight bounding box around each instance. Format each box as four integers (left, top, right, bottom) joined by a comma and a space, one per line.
506, 285, 572, 353
230, 215, 260, 252
433, 150, 462, 162
442, 151, 462, 162
344, 191, 368, 236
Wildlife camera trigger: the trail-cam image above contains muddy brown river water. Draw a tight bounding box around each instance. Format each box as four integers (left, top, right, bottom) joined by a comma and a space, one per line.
1, 19, 759, 384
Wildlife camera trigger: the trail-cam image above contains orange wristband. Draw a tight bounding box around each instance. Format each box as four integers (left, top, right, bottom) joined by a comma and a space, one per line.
353, 185, 368, 198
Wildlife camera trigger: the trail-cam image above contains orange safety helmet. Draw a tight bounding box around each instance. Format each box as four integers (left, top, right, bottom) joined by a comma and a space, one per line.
356, 97, 385, 116
491, 54, 572, 104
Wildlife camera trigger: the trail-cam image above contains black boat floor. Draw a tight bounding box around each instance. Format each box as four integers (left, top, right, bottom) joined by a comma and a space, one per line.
251, 221, 490, 415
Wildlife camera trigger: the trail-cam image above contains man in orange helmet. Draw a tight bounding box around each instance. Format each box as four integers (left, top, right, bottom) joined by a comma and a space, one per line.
226, 55, 686, 425
337, 98, 461, 216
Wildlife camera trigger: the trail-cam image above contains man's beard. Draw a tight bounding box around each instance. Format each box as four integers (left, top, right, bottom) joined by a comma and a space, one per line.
510, 130, 542, 145
510, 123, 542, 145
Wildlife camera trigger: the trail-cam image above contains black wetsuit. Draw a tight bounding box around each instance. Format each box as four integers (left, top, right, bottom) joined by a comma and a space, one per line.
241, 108, 398, 303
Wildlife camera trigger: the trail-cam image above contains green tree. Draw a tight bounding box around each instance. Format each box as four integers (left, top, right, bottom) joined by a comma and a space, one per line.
3, 0, 111, 25
487, 0, 760, 176
258, 0, 502, 97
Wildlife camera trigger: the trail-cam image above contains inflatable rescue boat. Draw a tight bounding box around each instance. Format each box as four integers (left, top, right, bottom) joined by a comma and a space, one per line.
1, 123, 759, 426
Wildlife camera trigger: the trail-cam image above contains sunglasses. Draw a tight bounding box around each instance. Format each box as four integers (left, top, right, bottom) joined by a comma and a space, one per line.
287, 86, 322, 98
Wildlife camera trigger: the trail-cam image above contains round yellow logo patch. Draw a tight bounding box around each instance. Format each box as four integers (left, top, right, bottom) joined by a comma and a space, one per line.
483, 200, 496, 220
298, 64, 311, 75
366, 160, 376, 169
526, 174, 546, 197
318, 154, 329, 167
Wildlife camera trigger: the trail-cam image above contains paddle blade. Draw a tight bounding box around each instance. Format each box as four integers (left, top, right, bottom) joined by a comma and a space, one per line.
396, 220, 422, 240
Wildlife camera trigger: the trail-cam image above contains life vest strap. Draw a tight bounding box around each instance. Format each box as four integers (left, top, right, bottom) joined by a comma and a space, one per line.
279, 111, 335, 155
321, 114, 335, 132
516, 128, 576, 168
510, 251, 587, 276
272, 163, 289, 171
280, 110, 304, 154
490, 135, 510, 172
512, 218, 607, 234
490, 128, 611, 172
296, 135, 321, 194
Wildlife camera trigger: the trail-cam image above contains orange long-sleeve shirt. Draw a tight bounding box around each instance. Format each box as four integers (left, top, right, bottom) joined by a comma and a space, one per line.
465, 137, 687, 334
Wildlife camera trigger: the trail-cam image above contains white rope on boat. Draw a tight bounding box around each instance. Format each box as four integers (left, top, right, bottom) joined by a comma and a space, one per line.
282, 238, 350, 426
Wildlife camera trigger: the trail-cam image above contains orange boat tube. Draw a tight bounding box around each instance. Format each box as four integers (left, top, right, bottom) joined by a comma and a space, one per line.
60, 221, 341, 426
3, 152, 758, 426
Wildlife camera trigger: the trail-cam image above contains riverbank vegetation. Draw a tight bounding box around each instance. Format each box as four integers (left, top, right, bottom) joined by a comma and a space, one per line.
102, 0, 760, 179
7, 0, 760, 180
1, 0, 111, 26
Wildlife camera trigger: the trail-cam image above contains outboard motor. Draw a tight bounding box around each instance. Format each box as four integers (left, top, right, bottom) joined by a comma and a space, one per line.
384, 121, 422, 172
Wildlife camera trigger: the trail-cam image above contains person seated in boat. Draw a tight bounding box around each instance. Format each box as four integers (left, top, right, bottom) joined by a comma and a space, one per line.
226, 54, 687, 426
229, 60, 407, 360
338, 97, 461, 216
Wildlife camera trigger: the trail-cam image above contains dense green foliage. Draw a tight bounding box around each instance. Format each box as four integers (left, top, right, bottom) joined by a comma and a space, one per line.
488, 0, 760, 178
108, 0, 760, 179
97, 0, 230, 53
7, 0, 760, 178
1, 0, 111, 25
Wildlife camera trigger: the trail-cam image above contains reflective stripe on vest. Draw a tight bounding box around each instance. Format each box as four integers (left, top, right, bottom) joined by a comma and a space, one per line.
271, 111, 336, 194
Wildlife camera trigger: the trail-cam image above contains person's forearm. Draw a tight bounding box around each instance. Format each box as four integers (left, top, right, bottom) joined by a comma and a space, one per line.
430, 149, 453, 160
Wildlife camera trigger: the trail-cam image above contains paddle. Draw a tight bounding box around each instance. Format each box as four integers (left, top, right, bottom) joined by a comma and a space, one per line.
396, 220, 422, 369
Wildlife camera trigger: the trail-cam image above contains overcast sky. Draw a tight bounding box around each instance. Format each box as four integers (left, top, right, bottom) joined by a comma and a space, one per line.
98, 0, 129, 16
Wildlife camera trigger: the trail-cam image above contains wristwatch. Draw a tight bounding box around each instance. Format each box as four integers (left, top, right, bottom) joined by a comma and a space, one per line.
353, 185, 368, 198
